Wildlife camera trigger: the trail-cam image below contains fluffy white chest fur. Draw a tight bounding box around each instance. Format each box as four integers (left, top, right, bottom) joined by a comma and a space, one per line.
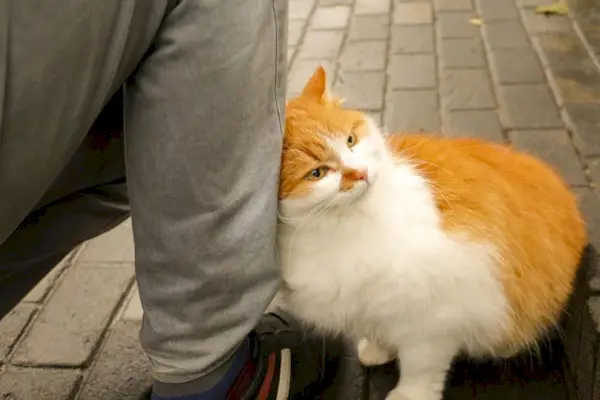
278, 160, 510, 399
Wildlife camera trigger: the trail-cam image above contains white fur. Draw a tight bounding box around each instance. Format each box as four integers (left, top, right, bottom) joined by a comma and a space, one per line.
278, 119, 511, 400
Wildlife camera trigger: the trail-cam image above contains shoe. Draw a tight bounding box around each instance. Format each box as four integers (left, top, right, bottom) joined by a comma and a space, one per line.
238, 308, 343, 400
146, 309, 343, 400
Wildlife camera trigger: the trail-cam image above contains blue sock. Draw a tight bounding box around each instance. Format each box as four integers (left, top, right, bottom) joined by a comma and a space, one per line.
151, 337, 252, 400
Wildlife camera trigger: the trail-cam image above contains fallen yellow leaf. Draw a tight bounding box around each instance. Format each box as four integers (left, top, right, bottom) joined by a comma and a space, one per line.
535, 2, 568, 15
469, 18, 482, 26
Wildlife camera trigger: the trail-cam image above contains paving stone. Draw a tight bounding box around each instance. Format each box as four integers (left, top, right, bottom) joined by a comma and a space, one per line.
439, 69, 495, 110
366, 111, 383, 126
289, 0, 315, 20
355, 0, 390, 15
437, 12, 480, 38
540, 48, 600, 104
0, 368, 80, 400
78, 219, 134, 264
444, 110, 505, 142
497, 85, 563, 129
483, 20, 530, 49
0, 305, 35, 362
562, 76, 600, 109
439, 38, 486, 68
588, 158, 600, 187
433, 0, 473, 11
288, 60, 335, 97
562, 118, 600, 152
297, 30, 345, 59
12, 264, 134, 366
22, 255, 69, 303
333, 71, 385, 110
518, 0, 557, 6
391, 25, 434, 54
78, 321, 152, 400
340, 41, 386, 71
535, 32, 600, 156
555, 105, 600, 160
522, 10, 572, 34
575, 188, 600, 252
388, 54, 436, 89
393, 2, 433, 25
576, 15, 600, 61
310, 6, 351, 29
476, 0, 519, 20
349, 15, 389, 41
122, 285, 143, 321
489, 48, 545, 84
288, 20, 306, 47
384, 90, 442, 132
319, 0, 353, 5
508, 130, 587, 186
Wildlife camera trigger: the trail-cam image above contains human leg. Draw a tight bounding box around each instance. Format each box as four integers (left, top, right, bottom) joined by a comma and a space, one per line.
124, 0, 290, 392
2, 1, 333, 397
0, 92, 129, 319
0, 1, 167, 245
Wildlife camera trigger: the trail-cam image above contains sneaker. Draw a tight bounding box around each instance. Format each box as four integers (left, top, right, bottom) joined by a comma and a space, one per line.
146, 309, 343, 400
236, 308, 342, 399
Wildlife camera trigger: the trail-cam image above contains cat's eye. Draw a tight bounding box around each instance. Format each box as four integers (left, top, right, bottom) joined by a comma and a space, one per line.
346, 133, 357, 148
306, 166, 329, 181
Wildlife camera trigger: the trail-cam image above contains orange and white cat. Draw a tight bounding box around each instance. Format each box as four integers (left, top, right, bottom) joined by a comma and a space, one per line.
277, 67, 586, 400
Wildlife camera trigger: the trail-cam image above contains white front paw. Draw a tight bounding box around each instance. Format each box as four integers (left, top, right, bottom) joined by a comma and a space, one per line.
385, 390, 411, 400
386, 386, 442, 400
357, 338, 396, 366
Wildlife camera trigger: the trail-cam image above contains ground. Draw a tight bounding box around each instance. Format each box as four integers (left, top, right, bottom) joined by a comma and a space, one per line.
2, 0, 600, 398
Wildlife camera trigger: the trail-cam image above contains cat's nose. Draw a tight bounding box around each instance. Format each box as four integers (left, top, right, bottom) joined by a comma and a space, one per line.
350, 168, 368, 181
356, 168, 368, 181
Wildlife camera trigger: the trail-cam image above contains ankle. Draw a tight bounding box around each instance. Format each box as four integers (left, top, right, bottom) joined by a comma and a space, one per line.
151, 337, 253, 400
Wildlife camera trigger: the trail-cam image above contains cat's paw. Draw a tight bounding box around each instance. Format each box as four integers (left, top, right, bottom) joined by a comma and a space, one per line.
386, 386, 442, 400
384, 390, 411, 400
357, 338, 396, 366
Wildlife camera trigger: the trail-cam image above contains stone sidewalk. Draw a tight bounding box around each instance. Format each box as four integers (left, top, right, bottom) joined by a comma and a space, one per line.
2, 0, 600, 398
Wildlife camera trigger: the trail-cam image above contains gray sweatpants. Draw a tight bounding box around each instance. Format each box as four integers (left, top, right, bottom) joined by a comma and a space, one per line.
0, 0, 286, 385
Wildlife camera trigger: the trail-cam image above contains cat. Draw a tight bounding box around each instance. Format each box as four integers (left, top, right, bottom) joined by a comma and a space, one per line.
277, 66, 586, 400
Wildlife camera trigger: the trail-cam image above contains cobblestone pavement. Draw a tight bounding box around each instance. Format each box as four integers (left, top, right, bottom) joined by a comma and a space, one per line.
2, 0, 600, 399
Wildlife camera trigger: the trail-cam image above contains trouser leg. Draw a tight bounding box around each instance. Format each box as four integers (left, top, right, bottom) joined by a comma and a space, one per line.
0, 0, 166, 243
0, 0, 287, 384
0, 91, 129, 319
125, 0, 287, 383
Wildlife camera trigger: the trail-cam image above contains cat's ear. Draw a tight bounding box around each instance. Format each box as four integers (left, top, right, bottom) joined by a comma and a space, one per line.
301, 66, 330, 103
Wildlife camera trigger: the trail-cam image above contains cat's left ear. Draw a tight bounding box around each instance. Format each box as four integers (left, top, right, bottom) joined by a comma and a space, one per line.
301, 66, 345, 107
301, 66, 331, 103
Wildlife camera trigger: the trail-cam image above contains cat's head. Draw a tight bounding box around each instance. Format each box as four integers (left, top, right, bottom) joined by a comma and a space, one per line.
279, 66, 389, 221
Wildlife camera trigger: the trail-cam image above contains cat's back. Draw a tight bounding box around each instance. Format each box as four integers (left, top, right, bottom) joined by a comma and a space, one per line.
388, 133, 586, 351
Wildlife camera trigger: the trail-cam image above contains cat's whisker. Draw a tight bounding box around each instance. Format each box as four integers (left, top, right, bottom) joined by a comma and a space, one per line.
395, 132, 437, 155
411, 159, 457, 180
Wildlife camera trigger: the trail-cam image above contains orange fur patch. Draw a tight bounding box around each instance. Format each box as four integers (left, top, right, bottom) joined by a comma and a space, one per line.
387, 134, 586, 352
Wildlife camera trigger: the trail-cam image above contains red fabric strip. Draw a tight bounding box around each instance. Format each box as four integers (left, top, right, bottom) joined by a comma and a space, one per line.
257, 353, 277, 400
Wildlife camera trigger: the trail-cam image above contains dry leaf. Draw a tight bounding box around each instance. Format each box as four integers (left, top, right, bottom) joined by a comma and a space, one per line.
469, 17, 482, 26
535, 2, 568, 15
